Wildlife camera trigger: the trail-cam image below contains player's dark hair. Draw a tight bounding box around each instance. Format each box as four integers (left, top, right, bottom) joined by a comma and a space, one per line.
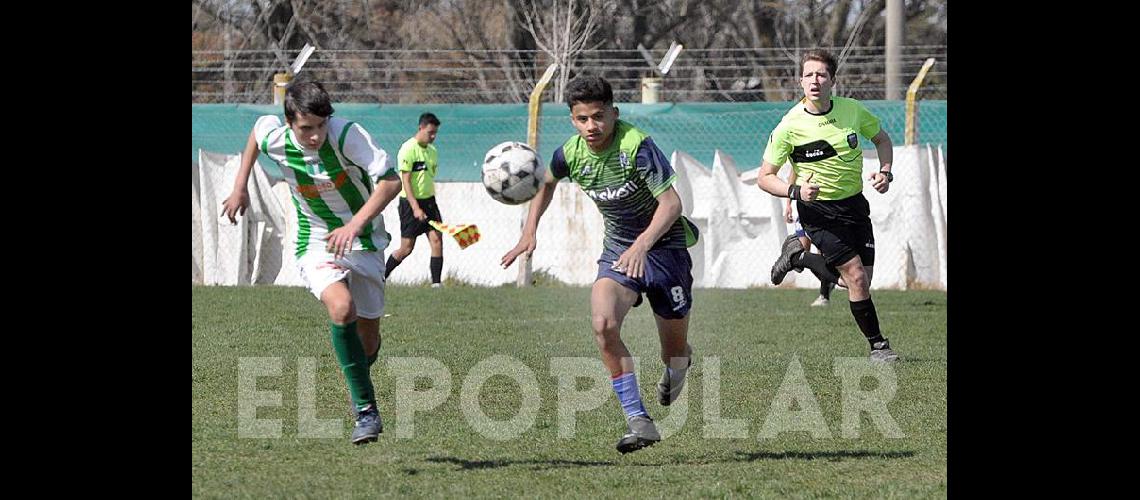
284, 81, 335, 122
418, 112, 441, 128
566, 75, 614, 109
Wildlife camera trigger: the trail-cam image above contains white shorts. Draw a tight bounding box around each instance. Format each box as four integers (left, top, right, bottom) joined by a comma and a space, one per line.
296, 250, 386, 319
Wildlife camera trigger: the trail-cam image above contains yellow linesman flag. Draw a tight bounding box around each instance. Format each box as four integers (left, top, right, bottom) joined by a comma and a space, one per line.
428, 220, 481, 249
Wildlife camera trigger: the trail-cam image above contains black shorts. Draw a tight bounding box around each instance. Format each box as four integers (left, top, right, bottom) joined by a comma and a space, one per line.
398, 196, 442, 238
796, 193, 875, 267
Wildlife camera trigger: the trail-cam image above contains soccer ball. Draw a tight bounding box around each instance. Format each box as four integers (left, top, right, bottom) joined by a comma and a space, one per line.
482, 141, 544, 205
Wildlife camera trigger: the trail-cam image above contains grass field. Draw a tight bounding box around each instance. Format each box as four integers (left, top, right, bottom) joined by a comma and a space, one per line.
192, 285, 947, 498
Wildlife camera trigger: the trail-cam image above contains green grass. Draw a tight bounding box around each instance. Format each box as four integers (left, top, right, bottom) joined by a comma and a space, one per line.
193, 285, 946, 498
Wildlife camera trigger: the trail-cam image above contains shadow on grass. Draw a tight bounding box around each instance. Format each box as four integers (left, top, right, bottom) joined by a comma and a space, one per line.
425, 449, 915, 471
425, 456, 613, 470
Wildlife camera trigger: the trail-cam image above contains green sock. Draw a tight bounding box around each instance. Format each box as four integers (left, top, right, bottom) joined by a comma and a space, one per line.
329, 321, 375, 411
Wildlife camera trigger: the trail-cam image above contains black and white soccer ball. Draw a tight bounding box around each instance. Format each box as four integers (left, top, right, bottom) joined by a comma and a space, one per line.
481, 141, 544, 205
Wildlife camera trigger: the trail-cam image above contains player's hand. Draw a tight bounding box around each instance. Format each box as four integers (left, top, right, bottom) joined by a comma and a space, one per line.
221, 190, 250, 225
802, 173, 820, 202
325, 222, 362, 260
413, 207, 427, 221
783, 202, 794, 223
501, 234, 536, 268
613, 242, 649, 279
869, 171, 890, 193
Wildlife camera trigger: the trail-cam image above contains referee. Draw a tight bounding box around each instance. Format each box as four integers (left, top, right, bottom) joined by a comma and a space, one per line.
757, 50, 899, 362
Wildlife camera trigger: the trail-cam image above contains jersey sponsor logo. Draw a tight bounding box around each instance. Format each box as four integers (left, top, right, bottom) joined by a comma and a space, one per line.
818, 117, 837, 126
584, 179, 639, 202
619, 151, 630, 169
293, 158, 326, 176
297, 171, 350, 199
847, 133, 859, 149
581, 164, 593, 176
790, 140, 838, 163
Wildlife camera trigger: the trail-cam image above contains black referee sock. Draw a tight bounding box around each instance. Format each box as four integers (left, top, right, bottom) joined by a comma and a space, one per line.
385, 255, 403, 278
796, 252, 841, 285
820, 280, 834, 300
430, 256, 443, 284
849, 298, 885, 347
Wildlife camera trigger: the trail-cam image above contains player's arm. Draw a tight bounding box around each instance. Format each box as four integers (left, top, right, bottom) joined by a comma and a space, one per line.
396, 147, 427, 219
614, 186, 682, 279
351, 172, 404, 229
867, 129, 894, 193
758, 160, 817, 201
756, 125, 795, 199
612, 138, 682, 279
757, 126, 818, 202
756, 129, 820, 203
399, 169, 425, 220
501, 166, 558, 268
639, 188, 683, 247
502, 146, 567, 268
783, 169, 797, 223
220, 127, 260, 224
355, 171, 404, 228
326, 170, 401, 259
324, 125, 401, 257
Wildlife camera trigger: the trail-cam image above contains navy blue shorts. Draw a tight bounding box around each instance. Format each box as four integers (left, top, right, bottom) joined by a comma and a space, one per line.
596, 246, 694, 319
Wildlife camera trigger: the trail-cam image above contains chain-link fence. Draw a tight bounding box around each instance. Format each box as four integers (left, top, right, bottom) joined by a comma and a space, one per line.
194, 99, 946, 289
193, 145, 946, 290
192, 46, 946, 104
192, 100, 946, 182
194, 46, 946, 289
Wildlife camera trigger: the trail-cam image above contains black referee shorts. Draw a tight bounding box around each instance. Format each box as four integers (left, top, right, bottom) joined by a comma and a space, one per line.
397, 196, 443, 238
797, 192, 875, 267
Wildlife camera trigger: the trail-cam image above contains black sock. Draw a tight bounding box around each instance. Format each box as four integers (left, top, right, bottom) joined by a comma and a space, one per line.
820, 280, 834, 300
385, 255, 402, 278
796, 252, 841, 285
849, 298, 885, 347
430, 256, 443, 284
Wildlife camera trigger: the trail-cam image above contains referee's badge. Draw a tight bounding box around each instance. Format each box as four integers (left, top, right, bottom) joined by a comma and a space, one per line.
847, 133, 859, 149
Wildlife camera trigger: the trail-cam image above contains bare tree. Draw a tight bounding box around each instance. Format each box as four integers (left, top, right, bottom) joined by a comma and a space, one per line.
518, 0, 605, 102
193, 0, 946, 103
415, 0, 538, 103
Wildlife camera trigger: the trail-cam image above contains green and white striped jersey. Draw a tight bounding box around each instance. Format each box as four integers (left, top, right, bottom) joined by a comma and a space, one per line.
253, 115, 394, 257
